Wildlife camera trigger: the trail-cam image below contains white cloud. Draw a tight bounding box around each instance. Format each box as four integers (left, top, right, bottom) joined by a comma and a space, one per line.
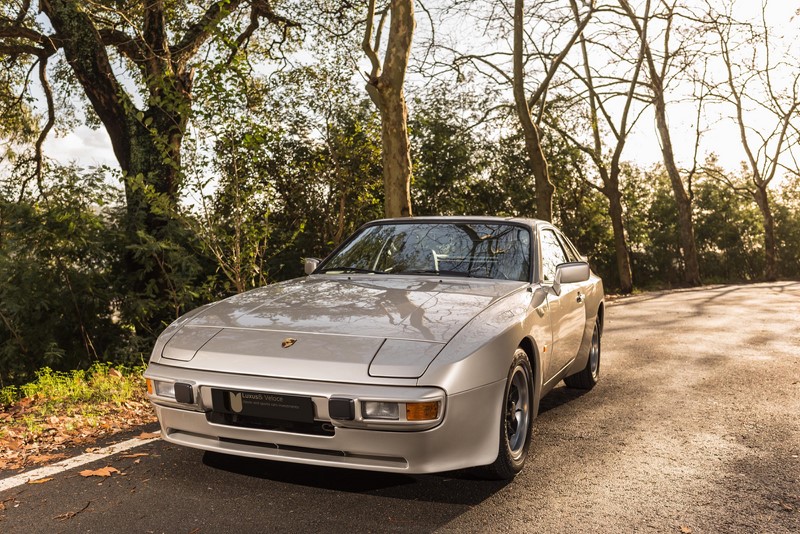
44, 126, 118, 169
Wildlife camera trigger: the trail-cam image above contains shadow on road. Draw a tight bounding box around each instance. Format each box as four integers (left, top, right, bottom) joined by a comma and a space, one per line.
202, 450, 509, 505
198, 384, 595, 504
198, 385, 594, 505
538, 385, 589, 415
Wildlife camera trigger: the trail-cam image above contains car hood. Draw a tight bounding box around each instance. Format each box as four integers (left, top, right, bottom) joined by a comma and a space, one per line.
158, 275, 526, 381
186, 275, 524, 342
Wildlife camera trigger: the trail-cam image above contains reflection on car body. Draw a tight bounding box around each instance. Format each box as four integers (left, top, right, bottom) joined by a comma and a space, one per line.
145, 216, 604, 479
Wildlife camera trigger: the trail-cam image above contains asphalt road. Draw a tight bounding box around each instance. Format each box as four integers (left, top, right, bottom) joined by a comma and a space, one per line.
1, 282, 799, 533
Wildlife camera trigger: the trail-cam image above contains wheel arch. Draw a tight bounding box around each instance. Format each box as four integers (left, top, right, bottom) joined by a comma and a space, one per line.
596, 301, 605, 336
518, 335, 542, 419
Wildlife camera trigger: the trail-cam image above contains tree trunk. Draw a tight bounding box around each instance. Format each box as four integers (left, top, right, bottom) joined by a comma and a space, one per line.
378, 90, 413, 218
42, 0, 193, 333
605, 181, 633, 293
513, 0, 554, 222
125, 109, 186, 230
517, 114, 554, 222
753, 186, 777, 281
617, 0, 701, 287
364, 0, 415, 218
652, 91, 702, 286
42, 0, 186, 222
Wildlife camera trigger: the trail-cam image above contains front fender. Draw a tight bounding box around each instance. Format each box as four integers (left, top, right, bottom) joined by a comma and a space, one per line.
418, 285, 550, 396
417, 285, 551, 468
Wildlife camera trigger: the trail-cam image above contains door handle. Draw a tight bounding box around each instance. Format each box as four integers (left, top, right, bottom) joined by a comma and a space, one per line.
577, 292, 585, 303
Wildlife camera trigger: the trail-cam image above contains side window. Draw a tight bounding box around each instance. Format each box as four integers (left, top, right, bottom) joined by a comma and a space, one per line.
556, 232, 579, 262
540, 229, 569, 282
560, 233, 585, 262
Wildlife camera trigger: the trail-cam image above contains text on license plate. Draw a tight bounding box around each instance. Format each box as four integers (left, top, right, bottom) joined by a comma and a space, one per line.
211, 389, 314, 423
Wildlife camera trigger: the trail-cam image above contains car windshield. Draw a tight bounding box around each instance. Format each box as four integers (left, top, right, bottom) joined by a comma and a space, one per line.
319, 222, 531, 281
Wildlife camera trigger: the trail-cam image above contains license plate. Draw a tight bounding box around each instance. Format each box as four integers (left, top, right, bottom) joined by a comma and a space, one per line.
211, 389, 314, 423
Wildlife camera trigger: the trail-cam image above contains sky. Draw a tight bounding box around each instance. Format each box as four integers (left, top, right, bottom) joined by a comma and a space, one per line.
623, 1, 799, 179
39, 1, 799, 184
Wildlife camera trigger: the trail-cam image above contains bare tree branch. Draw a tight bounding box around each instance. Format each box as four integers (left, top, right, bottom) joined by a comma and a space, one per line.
527, 1, 595, 110
33, 54, 55, 195
362, 0, 381, 78
226, 0, 301, 64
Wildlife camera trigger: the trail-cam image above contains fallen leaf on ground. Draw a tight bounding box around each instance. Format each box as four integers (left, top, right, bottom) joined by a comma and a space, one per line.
0, 498, 18, 511
79, 466, 119, 478
0, 384, 156, 471
27, 453, 67, 464
136, 431, 160, 440
680, 527, 692, 533
120, 452, 149, 458
108, 368, 123, 379
54, 501, 91, 521
27, 477, 53, 484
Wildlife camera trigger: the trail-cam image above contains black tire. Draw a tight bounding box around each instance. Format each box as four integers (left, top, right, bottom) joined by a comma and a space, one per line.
483, 348, 534, 480
564, 319, 601, 390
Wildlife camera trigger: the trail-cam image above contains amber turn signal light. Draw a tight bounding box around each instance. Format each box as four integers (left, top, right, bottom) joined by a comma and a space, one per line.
406, 401, 440, 421
146, 378, 154, 395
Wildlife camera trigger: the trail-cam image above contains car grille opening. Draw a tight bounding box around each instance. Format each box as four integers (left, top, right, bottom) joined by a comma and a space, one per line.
165, 429, 410, 469
207, 411, 335, 436
216, 436, 406, 465
219, 437, 345, 457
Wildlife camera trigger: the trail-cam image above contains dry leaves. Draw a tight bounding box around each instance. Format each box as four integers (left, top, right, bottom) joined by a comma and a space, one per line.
27, 477, 53, 484
0, 396, 156, 471
108, 368, 123, 379
680, 527, 693, 533
28, 453, 66, 464
1, 498, 20, 512
53, 501, 91, 521
136, 431, 160, 440
79, 466, 120, 478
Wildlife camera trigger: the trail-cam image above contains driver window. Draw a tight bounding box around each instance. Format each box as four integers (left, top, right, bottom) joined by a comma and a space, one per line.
540, 229, 569, 282
556, 232, 579, 263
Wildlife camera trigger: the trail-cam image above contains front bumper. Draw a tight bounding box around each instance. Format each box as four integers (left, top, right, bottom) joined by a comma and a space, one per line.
145, 362, 505, 474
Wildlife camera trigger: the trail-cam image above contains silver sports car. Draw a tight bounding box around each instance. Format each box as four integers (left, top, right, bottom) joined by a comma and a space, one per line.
145, 216, 604, 479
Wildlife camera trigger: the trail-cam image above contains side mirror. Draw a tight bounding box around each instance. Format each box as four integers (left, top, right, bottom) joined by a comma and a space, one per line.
552, 261, 590, 295
304, 258, 320, 275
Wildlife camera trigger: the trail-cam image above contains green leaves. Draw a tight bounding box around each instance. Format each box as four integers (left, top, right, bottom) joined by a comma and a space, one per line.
0, 165, 124, 386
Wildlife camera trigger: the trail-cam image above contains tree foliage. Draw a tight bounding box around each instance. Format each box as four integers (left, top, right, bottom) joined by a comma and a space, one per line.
0, 166, 123, 385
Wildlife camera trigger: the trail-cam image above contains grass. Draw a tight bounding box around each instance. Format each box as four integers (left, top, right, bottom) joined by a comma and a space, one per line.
0, 362, 147, 413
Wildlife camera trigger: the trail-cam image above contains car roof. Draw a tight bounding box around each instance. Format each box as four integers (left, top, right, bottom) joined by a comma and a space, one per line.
367, 216, 548, 228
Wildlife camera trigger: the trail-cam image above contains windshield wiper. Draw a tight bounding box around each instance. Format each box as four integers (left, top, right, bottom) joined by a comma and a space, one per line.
397, 269, 474, 277
317, 266, 384, 274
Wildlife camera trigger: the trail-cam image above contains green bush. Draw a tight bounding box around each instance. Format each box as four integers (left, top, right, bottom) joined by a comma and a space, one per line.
0, 166, 125, 386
